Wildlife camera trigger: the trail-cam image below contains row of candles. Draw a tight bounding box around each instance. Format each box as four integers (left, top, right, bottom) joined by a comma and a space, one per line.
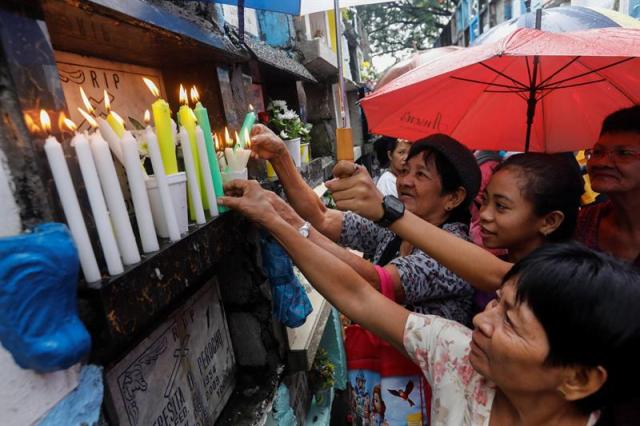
42, 78, 257, 283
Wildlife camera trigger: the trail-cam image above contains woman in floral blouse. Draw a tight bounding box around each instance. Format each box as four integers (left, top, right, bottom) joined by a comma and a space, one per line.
220, 180, 640, 426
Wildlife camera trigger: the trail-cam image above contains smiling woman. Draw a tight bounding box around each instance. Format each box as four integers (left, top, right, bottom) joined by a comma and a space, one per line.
219, 179, 640, 425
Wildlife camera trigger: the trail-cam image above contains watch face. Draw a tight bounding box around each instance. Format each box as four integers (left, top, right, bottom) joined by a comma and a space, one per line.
385, 195, 405, 213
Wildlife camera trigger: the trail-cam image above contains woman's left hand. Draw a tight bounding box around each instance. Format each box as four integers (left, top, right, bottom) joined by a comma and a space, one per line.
326, 162, 385, 221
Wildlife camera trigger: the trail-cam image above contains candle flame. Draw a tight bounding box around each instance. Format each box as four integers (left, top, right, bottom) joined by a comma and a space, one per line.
234, 131, 240, 147
111, 110, 125, 127
179, 84, 188, 106
214, 133, 221, 151
40, 110, 51, 133
244, 128, 251, 148
143, 77, 160, 97
190, 86, 200, 103
249, 104, 254, 112
79, 87, 95, 115
144, 110, 151, 126
24, 113, 40, 133
63, 118, 77, 132
78, 107, 98, 128
224, 127, 233, 147
57, 111, 68, 133
103, 90, 111, 112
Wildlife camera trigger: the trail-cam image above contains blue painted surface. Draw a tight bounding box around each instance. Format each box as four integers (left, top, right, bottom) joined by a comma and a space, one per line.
87, 0, 243, 58
208, 0, 302, 15
0, 223, 91, 372
38, 365, 104, 426
268, 383, 298, 426
257, 10, 293, 47
319, 308, 347, 391
260, 233, 313, 328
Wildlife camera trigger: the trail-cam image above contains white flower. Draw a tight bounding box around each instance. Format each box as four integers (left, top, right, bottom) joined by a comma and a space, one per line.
279, 130, 289, 139
271, 100, 287, 109
281, 110, 299, 121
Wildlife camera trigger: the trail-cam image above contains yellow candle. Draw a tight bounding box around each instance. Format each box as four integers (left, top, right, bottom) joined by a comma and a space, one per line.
143, 77, 178, 175
104, 90, 125, 138
177, 84, 207, 217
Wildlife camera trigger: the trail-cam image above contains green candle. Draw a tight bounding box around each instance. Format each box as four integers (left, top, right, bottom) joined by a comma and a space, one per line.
193, 91, 227, 213
239, 104, 256, 148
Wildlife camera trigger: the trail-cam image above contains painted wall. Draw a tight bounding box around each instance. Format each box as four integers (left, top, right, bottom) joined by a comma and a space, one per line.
257, 10, 294, 47
0, 148, 21, 237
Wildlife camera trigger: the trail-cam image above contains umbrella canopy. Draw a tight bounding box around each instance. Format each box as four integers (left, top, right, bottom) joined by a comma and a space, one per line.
375, 46, 461, 90
211, 0, 394, 15
361, 27, 640, 153
475, 5, 640, 45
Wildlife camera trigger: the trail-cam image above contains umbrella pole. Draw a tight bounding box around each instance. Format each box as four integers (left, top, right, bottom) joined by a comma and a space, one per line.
524, 9, 543, 153
334, 0, 354, 161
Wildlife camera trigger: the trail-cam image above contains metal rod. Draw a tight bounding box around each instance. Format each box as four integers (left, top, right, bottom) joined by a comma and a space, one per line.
334, 0, 348, 128
525, 8, 543, 152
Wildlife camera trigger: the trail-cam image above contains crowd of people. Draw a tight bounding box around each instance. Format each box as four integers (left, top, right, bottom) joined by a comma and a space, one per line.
218, 104, 640, 425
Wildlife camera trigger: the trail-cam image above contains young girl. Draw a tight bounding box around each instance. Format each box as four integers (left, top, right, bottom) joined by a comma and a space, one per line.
376, 138, 411, 197
327, 152, 584, 293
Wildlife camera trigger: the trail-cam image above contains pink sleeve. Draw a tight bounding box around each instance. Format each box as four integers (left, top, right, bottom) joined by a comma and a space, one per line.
374, 265, 396, 301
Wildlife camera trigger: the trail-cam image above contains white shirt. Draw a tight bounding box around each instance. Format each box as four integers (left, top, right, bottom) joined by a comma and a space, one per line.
376, 170, 397, 197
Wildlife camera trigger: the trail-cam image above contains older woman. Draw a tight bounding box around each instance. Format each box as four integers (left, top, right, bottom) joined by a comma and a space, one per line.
219, 180, 640, 425
576, 105, 640, 267
250, 125, 481, 325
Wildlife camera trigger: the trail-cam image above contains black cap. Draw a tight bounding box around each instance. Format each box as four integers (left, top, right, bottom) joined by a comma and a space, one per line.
407, 134, 481, 208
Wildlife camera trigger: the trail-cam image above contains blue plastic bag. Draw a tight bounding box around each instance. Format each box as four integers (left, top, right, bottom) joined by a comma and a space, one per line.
260, 232, 312, 328
0, 223, 91, 372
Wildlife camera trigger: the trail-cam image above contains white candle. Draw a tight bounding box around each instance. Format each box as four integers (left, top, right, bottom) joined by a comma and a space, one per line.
72, 132, 124, 275
146, 126, 181, 242
195, 126, 219, 218
224, 147, 238, 170
44, 135, 101, 282
97, 117, 124, 165
121, 131, 159, 253
89, 132, 141, 265
180, 126, 206, 225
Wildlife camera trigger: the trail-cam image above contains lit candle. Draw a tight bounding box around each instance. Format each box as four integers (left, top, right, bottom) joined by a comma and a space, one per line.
195, 126, 219, 218
179, 126, 205, 225
143, 77, 178, 174
103, 90, 126, 138
41, 111, 101, 283
79, 87, 124, 164
239, 104, 256, 148
144, 113, 181, 242
177, 84, 207, 218
73, 108, 124, 275
121, 130, 159, 253
224, 128, 252, 172
79, 109, 141, 266
190, 86, 225, 207
215, 134, 227, 170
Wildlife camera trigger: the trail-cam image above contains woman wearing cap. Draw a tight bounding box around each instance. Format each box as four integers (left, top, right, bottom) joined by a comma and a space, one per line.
249, 124, 480, 325
219, 180, 640, 425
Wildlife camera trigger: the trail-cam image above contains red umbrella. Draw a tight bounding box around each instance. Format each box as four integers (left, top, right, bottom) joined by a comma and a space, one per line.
362, 27, 640, 152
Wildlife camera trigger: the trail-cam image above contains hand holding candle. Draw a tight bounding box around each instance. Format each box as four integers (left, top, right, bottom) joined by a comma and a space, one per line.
41, 111, 101, 283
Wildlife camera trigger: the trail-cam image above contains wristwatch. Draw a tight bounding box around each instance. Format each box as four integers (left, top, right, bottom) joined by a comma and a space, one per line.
375, 195, 405, 227
298, 221, 311, 238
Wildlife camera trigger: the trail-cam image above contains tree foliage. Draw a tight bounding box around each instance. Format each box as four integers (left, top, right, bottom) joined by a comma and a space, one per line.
358, 0, 454, 60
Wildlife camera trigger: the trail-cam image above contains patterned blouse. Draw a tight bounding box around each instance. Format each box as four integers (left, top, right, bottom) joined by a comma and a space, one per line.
403, 313, 601, 426
340, 212, 474, 325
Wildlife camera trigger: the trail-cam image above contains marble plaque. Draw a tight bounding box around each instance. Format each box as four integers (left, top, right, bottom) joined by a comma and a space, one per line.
106, 281, 236, 426
54, 51, 166, 133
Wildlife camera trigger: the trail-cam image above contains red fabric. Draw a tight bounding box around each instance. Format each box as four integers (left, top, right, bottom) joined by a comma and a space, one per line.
363, 28, 640, 152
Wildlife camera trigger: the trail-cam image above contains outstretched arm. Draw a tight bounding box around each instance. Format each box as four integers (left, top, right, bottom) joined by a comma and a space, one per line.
218, 180, 409, 353
250, 124, 343, 241
325, 162, 511, 292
